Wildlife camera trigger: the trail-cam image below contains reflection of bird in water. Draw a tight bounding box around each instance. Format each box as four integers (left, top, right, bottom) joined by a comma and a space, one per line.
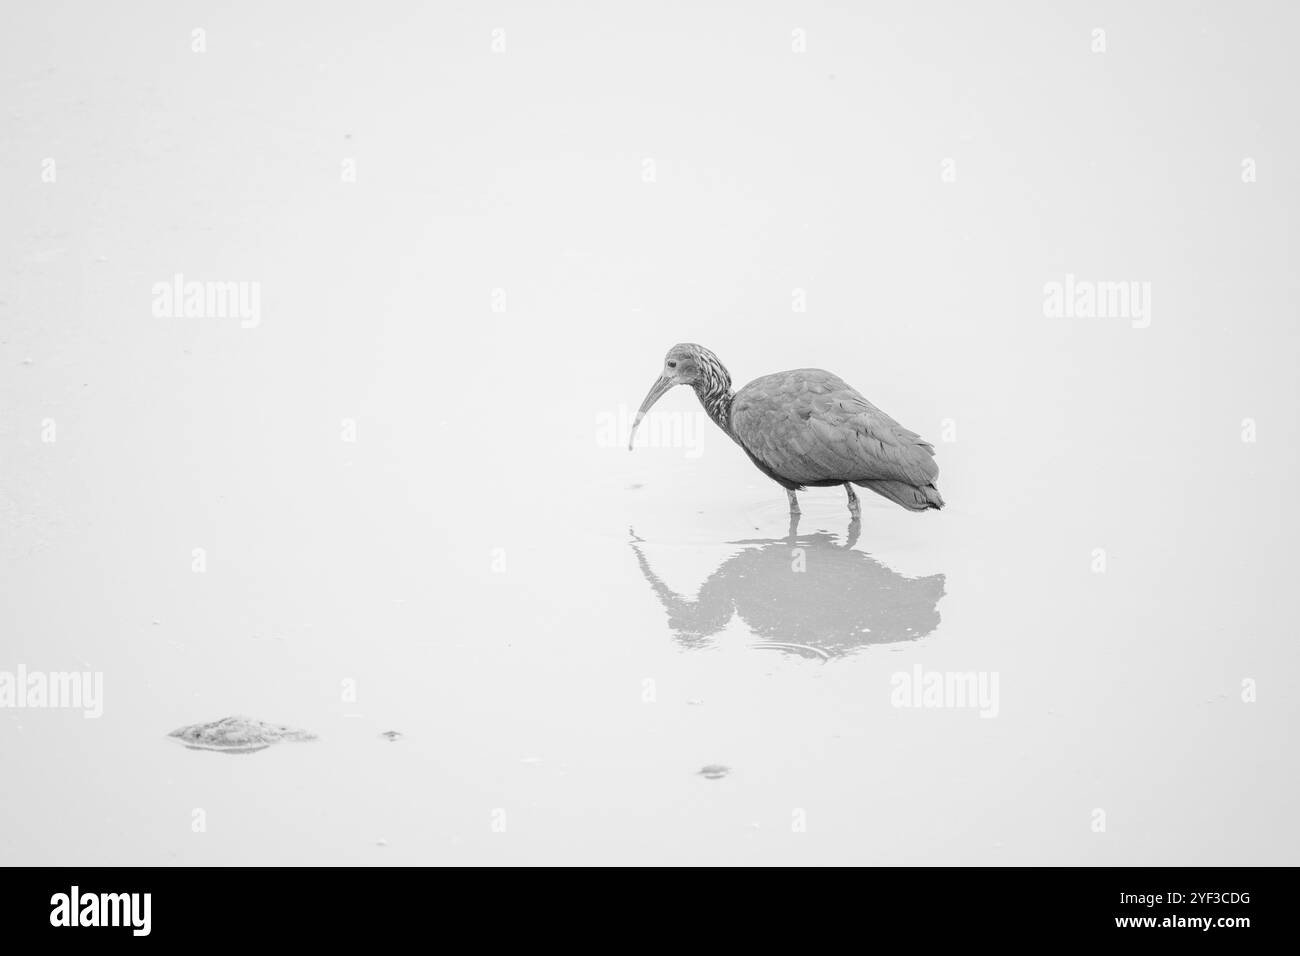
630, 516, 945, 659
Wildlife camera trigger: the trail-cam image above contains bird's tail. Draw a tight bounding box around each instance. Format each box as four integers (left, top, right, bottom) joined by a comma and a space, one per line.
855, 480, 945, 512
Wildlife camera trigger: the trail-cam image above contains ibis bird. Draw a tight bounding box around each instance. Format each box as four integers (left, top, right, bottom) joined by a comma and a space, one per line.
628, 344, 944, 516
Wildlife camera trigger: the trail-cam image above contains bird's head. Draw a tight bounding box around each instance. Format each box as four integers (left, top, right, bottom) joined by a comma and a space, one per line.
628, 344, 729, 450
659, 342, 715, 386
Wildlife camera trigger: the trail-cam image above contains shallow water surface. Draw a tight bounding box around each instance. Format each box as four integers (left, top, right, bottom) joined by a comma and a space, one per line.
2, 3, 1296, 866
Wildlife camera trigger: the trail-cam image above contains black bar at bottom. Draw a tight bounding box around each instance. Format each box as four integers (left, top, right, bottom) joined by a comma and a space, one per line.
0, 866, 1280, 942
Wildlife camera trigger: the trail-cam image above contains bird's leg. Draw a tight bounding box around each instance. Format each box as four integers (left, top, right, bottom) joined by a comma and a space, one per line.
844, 483, 861, 518
786, 489, 800, 515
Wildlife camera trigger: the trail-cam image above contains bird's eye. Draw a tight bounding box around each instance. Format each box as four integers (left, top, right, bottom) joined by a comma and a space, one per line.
667, 361, 677, 369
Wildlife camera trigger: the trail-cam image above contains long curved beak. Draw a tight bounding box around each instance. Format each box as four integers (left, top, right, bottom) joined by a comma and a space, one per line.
628, 375, 674, 450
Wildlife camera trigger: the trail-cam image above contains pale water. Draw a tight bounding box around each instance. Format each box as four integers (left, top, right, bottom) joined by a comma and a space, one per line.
2, 2, 1296, 866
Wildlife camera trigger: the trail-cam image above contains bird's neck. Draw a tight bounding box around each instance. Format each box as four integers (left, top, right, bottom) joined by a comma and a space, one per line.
693, 380, 735, 438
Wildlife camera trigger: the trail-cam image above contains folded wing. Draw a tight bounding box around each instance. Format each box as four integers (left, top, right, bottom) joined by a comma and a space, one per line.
731, 369, 939, 489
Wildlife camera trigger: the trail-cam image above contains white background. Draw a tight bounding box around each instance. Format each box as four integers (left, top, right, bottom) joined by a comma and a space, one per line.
2, 1, 1296, 864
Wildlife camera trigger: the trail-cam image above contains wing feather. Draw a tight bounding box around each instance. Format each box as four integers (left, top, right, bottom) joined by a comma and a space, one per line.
731, 369, 939, 488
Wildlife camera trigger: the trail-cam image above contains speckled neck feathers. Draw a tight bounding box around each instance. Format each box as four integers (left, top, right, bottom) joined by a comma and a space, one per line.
690, 349, 735, 437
